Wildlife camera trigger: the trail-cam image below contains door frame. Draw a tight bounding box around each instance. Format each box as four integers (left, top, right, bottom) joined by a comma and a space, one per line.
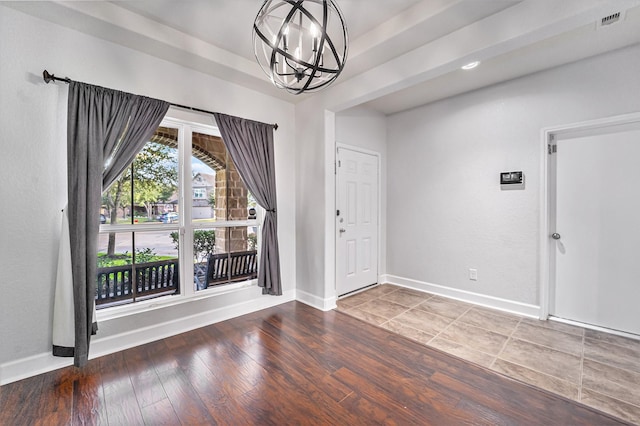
335, 143, 382, 297
539, 111, 640, 320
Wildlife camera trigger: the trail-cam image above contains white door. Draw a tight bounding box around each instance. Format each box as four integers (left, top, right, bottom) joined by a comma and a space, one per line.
336, 147, 379, 296
552, 127, 640, 335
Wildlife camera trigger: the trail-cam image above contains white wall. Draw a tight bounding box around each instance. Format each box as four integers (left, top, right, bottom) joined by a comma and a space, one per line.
386, 43, 640, 307
294, 99, 328, 304
335, 107, 388, 276
0, 6, 296, 381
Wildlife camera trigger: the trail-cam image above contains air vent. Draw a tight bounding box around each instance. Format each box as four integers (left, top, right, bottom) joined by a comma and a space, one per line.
598, 11, 624, 28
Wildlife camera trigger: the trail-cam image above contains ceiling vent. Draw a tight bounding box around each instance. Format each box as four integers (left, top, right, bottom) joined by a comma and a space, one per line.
598, 11, 625, 28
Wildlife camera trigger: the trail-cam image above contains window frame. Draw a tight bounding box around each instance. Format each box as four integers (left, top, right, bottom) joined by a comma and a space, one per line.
96, 115, 262, 321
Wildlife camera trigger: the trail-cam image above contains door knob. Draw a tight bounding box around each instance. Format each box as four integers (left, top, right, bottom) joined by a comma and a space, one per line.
551, 233, 561, 240
339, 228, 346, 234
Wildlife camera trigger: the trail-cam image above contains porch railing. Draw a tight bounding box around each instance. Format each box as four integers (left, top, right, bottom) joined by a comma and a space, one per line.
205, 250, 258, 286
96, 259, 179, 308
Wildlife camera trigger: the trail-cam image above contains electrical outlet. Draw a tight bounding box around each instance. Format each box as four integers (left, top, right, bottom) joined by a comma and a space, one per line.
469, 268, 478, 281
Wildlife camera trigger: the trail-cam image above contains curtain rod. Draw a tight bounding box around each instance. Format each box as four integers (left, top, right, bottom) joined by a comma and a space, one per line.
42, 70, 278, 131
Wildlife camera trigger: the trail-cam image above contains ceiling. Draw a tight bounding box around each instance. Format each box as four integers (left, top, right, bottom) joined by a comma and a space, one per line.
116, 0, 430, 61
5, 0, 640, 114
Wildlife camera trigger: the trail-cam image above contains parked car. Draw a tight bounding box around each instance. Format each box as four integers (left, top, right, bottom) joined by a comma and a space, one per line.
159, 212, 179, 223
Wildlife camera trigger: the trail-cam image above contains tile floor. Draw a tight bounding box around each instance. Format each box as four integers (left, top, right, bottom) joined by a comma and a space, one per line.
336, 284, 640, 425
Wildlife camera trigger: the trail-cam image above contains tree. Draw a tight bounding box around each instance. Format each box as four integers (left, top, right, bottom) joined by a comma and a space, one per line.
248, 233, 257, 250
103, 173, 131, 256
207, 190, 216, 208
103, 142, 178, 256
132, 143, 178, 219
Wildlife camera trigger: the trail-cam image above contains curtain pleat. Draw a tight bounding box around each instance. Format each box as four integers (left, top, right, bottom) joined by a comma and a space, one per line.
52, 81, 168, 366
213, 113, 282, 295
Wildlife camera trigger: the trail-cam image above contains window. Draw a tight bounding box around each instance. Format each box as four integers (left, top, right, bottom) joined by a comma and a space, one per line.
97, 117, 260, 309
193, 188, 206, 199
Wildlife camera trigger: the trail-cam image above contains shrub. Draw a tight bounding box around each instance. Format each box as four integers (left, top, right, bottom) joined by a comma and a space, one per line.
97, 248, 169, 268
170, 230, 216, 263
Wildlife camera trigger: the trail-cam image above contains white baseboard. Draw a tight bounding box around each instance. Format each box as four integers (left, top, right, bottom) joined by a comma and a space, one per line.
0, 352, 73, 386
381, 274, 540, 318
0, 289, 295, 386
296, 289, 337, 311
550, 316, 640, 342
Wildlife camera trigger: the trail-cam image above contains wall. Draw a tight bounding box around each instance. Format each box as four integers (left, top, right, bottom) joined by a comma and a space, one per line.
386, 43, 640, 310
0, 6, 296, 383
294, 99, 329, 306
291, 2, 640, 314
295, 96, 390, 309
335, 107, 388, 277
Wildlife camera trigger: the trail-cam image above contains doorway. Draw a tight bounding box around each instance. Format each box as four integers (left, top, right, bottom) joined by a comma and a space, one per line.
335, 146, 379, 296
544, 114, 640, 336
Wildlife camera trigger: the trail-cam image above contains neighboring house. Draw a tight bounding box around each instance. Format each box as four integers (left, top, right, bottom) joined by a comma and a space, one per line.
192, 173, 215, 220
161, 173, 216, 220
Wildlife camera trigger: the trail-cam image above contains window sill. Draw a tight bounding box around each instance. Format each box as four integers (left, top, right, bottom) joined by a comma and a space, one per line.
96, 279, 257, 322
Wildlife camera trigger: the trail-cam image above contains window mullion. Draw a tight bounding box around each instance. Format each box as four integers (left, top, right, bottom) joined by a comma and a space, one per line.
130, 164, 137, 303
181, 124, 195, 297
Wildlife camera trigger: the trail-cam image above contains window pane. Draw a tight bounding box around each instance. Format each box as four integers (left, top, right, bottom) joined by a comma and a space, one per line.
134, 230, 180, 302
193, 228, 223, 290
192, 131, 252, 223
194, 226, 258, 291
101, 127, 179, 226
97, 232, 134, 308
191, 169, 216, 223
191, 132, 222, 224
96, 230, 179, 308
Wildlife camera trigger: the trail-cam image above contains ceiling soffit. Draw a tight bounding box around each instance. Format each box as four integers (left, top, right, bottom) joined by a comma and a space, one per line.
4, 0, 640, 112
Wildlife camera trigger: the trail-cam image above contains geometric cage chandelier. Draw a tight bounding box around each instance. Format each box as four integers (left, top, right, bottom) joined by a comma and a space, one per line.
253, 0, 348, 95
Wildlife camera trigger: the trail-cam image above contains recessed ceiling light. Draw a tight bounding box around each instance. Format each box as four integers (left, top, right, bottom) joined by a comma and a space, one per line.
461, 61, 480, 70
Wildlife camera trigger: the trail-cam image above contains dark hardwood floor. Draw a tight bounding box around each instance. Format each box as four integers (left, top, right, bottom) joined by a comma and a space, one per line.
0, 301, 630, 425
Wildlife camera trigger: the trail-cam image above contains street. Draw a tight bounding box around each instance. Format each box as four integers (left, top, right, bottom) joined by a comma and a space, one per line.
98, 230, 178, 257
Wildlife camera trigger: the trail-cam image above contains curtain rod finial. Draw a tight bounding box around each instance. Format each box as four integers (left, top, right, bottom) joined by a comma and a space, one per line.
43, 69, 71, 84
43, 70, 54, 84
274, 123, 278, 131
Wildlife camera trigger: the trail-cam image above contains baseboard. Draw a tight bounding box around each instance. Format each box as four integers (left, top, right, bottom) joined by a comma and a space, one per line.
550, 316, 640, 342
296, 289, 337, 311
0, 289, 295, 386
381, 274, 540, 318
0, 352, 73, 386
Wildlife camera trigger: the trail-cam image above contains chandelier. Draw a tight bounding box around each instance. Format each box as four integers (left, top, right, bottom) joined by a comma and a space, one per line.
253, 0, 348, 95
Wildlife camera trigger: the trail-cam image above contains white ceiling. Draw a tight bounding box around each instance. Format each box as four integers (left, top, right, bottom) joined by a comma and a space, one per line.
5, 0, 640, 114
116, 0, 429, 61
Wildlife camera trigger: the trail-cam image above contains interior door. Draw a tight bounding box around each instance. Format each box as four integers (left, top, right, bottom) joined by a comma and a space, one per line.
552, 127, 640, 335
336, 147, 379, 296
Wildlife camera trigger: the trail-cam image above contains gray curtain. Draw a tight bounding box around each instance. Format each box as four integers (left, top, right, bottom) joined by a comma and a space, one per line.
54, 81, 169, 366
213, 113, 281, 295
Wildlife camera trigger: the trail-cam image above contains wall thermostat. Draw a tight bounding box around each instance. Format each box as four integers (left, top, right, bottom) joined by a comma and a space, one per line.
500, 171, 523, 185
500, 171, 524, 190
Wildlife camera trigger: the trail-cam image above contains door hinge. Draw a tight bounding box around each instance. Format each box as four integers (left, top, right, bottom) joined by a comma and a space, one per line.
548, 134, 556, 155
